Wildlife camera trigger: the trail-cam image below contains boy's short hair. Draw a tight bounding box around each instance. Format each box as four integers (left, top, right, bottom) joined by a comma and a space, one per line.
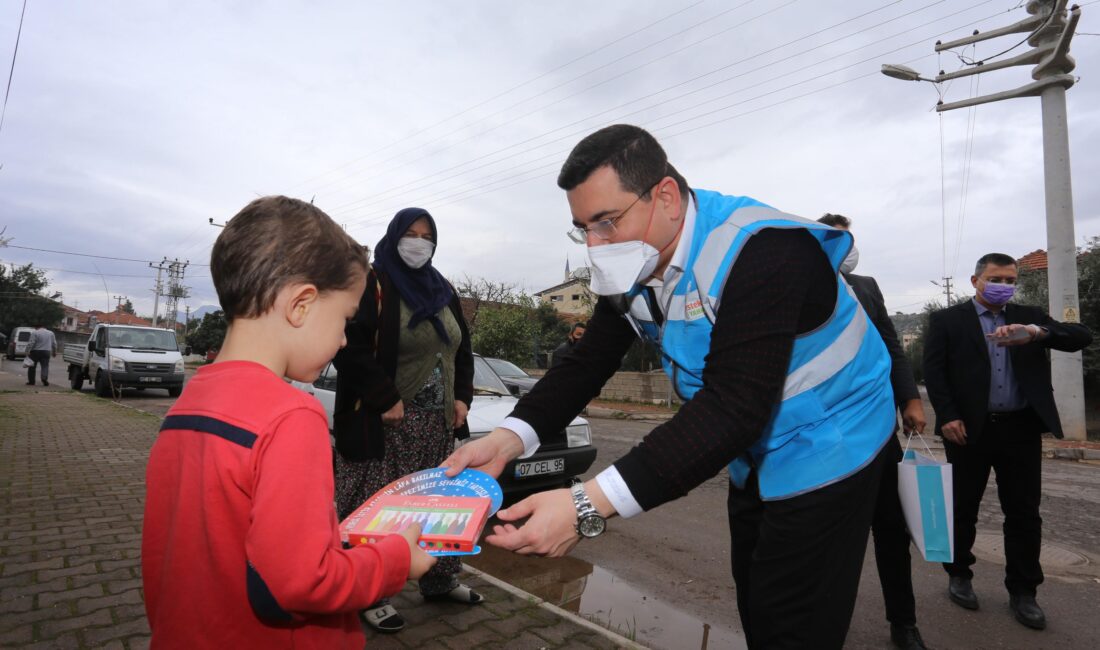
211, 196, 367, 322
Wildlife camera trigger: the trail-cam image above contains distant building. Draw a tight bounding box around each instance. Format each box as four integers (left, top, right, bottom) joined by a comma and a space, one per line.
535, 259, 594, 315
1017, 249, 1048, 271
84, 309, 154, 329
901, 332, 919, 351
59, 305, 87, 332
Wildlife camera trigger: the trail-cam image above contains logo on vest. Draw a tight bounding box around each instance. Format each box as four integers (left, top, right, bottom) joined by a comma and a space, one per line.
685, 299, 705, 320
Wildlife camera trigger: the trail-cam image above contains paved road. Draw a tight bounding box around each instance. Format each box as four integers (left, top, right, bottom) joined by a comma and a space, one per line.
577, 416, 1100, 649
0, 361, 639, 649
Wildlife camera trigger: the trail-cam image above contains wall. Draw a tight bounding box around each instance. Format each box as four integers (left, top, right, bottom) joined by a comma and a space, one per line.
527, 368, 680, 405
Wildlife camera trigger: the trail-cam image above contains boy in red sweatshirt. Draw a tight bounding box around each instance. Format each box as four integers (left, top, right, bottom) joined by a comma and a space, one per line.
142, 196, 435, 648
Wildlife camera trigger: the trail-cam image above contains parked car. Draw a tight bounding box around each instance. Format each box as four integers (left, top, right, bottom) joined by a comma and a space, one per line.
484, 357, 539, 397
5, 327, 35, 359
63, 324, 187, 398
291, 354, 597, 496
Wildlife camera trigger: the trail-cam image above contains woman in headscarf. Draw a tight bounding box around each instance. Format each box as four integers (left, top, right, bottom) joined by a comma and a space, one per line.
332, 207, 479, 633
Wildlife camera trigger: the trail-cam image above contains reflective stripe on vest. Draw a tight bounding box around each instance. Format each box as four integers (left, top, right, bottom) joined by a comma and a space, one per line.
622, 189, 894, 500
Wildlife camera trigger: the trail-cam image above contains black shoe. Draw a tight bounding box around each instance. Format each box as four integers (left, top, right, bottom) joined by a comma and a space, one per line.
948, 576, 979, 610
42, 381, 48, 386
25, 382, 34, 386
890, 624, 927, 650
1010, 594, 1046, 630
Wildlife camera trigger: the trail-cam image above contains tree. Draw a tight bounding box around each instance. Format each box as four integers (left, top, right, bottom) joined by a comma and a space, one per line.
120, 299, 136, 315
0, 263, 64, 335
470, 303, 539, 366
452, 275, 520, 331
185, 310, 227, 355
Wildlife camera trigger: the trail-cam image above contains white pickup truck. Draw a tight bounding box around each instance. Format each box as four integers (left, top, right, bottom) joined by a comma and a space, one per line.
63, 324, 187, 398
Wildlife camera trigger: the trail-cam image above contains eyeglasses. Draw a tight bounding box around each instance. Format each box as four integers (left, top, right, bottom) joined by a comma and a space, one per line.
567, 183, 657, 244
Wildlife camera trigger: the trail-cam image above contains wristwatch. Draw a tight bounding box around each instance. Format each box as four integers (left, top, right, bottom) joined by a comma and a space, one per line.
570, 480, 606, 538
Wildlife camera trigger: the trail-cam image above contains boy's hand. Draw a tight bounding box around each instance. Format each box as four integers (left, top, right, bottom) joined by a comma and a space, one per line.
397, 523, 436, 580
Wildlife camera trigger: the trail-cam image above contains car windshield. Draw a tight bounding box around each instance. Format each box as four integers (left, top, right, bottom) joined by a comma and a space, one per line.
107, 327, 178, 351
473, 356, 511, 396
486, 358, 529, 378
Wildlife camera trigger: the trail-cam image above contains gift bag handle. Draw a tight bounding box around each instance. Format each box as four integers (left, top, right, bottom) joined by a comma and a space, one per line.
902, 430, 937, 460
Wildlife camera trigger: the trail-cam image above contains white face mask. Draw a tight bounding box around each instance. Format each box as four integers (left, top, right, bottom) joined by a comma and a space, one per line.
397, 238, 435, 269
587, 240, 661, 296
840, 245, 859, 274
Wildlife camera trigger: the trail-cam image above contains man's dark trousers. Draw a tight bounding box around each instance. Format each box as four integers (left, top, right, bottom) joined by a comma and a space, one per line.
943, 409, 1044, 596
27, 350, 50, 384
872, 433, 917, 626
727, 443, 888, 649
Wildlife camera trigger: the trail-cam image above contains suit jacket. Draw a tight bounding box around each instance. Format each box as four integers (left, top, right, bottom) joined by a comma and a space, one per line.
922, 299, 1092, 441
846, 273, 919, 407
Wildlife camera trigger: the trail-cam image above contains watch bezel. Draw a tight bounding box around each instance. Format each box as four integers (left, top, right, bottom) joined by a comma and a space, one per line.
577, 513, 606, 538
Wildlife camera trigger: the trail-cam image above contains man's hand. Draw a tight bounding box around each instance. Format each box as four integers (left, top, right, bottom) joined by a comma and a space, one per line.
901, 398, 926, 435
486, 488, 582, 557
988, 323, 1041, 347
441, 428, 524, 478
396, 523, 437, 580
381, 400, 404, 426
453, 400, 468, 429
941, 419, 967, 445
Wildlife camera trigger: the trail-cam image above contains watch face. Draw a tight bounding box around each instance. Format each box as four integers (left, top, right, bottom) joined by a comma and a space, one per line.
578, 514, 606, 538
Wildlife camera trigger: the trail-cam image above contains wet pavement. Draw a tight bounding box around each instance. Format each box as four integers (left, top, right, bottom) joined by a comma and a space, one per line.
0, 359, 641, 649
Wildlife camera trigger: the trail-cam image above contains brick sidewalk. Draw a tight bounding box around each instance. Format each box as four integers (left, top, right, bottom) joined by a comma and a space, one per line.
0, 365, 638, 649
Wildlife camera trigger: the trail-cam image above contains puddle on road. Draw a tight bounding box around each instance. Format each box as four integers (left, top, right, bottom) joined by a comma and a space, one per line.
466, 543, 746, 650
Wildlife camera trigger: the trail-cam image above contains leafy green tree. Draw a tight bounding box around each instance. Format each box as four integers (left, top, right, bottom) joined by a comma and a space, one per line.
185, 310, 227, 356
120, 298, 136, 315
0, 263, 64, 335
470, 303, 538, 366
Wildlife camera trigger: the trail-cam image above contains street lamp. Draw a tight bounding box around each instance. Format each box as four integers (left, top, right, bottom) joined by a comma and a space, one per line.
880, 64, 936, 83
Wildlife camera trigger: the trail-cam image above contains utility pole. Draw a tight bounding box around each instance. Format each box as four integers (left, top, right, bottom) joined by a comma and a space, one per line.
149, 259, 168, 327
163, 259, 190, 333
886, 0, 1085, 438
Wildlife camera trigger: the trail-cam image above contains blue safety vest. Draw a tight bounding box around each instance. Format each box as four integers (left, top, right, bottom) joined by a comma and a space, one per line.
620, 189, 895, 500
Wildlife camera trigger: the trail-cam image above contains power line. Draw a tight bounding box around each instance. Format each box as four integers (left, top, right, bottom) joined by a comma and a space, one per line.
332, 0, 998, 223
288, 1, 709, 192
340, 8, 995, 229
0, 0, 27, 142
3, 243, 210, 266
312, 0, 788, 201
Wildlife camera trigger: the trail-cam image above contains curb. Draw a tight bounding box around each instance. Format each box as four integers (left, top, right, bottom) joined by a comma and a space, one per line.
463, 563, 646, 649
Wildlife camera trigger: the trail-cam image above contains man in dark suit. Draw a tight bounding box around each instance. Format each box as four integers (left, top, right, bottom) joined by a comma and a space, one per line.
551, 322, 586, 368
923, 252, 1092, 630
819, 214, 927, 650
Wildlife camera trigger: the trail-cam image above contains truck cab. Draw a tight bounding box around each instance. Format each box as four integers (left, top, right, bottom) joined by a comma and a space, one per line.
65, 324, 186, 397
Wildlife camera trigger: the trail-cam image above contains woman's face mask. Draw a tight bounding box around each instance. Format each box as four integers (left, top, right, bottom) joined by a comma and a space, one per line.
397, 237, 435, 269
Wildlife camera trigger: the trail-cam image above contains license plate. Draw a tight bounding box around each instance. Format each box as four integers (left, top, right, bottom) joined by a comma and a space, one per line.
138, 376, 162, 383
514, 457, 565, 479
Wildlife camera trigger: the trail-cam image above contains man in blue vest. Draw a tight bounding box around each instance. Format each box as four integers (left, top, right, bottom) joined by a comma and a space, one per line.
444, 124, 896, 648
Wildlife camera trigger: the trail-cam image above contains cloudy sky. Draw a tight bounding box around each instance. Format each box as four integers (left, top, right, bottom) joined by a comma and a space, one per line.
1, 0, 1097, 319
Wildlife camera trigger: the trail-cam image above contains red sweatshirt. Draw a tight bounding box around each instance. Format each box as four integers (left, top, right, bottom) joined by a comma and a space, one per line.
142, 361, 409, 648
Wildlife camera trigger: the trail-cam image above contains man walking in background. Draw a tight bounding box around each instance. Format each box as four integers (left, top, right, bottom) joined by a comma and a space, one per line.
923, 252, 1092, 630
819, 213, 927, 649
26, 323, 57, 386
